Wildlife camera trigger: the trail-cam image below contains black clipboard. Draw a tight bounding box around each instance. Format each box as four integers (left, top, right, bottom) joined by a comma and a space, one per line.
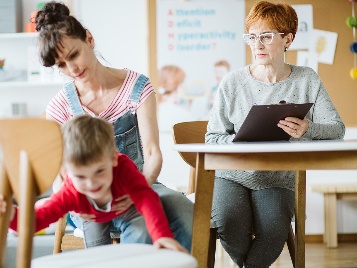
233, 103, 314, 142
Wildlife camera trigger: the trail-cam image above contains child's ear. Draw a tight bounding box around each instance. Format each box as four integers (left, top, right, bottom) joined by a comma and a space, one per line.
112, 150, 119, 167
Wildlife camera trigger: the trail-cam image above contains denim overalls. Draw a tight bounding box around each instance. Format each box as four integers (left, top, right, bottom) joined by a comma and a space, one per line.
63, 74, 148, 172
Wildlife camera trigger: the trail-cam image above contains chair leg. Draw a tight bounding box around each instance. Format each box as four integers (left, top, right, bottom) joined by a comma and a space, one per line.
53, 214, 67, 254
0, 162, 12, 268
187, 167, 196, 194
287, 224, 295, 268
17, 151, 36, 268
111, 238, 120, 244
207, 228, 217, 268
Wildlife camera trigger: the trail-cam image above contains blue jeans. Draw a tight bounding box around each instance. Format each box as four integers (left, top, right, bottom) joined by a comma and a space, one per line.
212, 177, 294, 268
71, 182, 193, 251
152, 182, 193, 251
72, 205, 152, 247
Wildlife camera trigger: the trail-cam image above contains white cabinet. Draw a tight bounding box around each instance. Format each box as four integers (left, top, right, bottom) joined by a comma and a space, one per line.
0, 32, 66, 87
0, 32, 65, 117
0, 32, 38, 85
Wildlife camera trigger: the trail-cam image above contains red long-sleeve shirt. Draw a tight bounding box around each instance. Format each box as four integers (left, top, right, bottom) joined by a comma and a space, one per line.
10, 153, 173, 242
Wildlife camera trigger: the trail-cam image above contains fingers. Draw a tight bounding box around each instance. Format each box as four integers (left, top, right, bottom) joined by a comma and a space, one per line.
114, 194, 130, 202
153, 238, 188, 253
80, 214, 96, 221
175, 243, 188, 253
278, 118, 308, 138
277, 121, 299, 137
114, 208, 130, 215
0, 194, 6, 215
70, 211, 96, 221
113, 195, 133, 214
113, 203, 132, 215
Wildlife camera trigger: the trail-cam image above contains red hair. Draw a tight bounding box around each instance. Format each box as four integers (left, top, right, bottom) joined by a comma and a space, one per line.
245, 1, 298, 40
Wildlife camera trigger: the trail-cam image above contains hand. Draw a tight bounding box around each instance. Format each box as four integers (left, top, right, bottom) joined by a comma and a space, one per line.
278, 117, 309, 139
70, 211, 96, 221
112, 194, 133, 215
0, 194, 6, 215
153, 237, 188, 253
0, 194, 15, 221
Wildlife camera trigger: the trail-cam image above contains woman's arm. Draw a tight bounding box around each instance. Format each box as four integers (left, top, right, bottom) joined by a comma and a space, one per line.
303, 76, 345, 140
136, 93, 163, 186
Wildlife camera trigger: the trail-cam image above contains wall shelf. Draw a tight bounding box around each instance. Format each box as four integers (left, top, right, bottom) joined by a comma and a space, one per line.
0, 32, 38, 40
0, 81, 63, 89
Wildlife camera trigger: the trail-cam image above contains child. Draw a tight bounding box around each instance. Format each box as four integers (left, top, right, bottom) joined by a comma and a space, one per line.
0, 115, 186, 252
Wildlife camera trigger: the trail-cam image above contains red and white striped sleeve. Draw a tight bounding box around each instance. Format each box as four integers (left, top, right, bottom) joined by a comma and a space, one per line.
46, 89, 73, 125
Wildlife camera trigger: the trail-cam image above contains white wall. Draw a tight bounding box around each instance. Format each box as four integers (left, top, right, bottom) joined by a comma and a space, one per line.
305, 129, 357, 234
73, 0, 149, 75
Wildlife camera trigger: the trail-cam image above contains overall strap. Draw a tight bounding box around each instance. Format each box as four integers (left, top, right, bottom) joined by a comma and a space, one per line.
128, 74, 149, 104
63, 81, 84, 116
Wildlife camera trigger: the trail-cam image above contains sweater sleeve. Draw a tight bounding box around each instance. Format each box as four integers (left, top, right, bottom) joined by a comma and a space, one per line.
115, 154, 174, 242
303, 71, 345, 140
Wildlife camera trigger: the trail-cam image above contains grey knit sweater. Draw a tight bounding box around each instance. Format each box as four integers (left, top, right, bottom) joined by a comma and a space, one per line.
205, 64, 345, 191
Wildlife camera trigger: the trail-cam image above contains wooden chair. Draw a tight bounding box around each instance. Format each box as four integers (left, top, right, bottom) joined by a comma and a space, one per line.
0, 118, 63, 268
53, 214, 120, 253
172, 121, 296, 268
53, 214, 85, 253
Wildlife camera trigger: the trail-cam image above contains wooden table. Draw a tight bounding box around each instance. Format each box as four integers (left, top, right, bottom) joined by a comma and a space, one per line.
173, 139, 357, 268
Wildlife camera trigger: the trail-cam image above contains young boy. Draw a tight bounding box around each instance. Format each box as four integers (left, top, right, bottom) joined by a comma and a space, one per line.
0, 115, 186, 252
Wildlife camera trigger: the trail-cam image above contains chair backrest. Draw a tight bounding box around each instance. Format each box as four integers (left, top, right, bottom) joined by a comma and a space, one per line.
0, 118, 63, 268
0, 118, 63, 199
172, 121, 208, 194
172, 121, 208, 168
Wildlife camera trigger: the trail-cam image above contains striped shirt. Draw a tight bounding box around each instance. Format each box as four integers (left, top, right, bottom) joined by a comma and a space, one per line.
46, 69, 154, 124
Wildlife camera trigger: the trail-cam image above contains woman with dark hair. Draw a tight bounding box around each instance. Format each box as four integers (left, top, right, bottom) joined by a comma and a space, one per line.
206, 1, 345, 267
36, 1, 193, 251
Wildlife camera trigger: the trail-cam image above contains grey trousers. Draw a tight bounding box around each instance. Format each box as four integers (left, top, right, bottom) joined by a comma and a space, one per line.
211, 177, 294, 268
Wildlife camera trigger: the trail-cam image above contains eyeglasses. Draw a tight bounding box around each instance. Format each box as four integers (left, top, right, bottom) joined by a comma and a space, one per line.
242, 32, 284, 46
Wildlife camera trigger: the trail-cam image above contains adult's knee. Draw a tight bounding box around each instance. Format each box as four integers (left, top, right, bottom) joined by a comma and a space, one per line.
152, 184, 194, 224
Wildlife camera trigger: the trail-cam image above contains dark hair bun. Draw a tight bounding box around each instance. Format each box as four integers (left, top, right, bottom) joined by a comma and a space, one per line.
35, 1, 70, 32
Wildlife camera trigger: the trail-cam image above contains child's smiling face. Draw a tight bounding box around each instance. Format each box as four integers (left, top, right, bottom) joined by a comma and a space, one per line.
65, 153, 118, 204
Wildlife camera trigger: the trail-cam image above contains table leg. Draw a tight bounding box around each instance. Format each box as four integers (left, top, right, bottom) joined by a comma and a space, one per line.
191, 153, 215, 268
323, 195, 328, 244
295, 170, 306, 268
325, 193, 337, 248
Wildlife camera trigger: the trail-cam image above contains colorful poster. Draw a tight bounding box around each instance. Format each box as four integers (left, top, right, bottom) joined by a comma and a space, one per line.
309, 29, 338, 65
156, 0, 245, 132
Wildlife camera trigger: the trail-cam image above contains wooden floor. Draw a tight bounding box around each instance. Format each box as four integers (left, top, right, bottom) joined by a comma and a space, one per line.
214, 242, 357, 268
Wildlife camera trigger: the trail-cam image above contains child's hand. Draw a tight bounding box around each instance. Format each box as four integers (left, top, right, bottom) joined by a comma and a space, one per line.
69, 211, 96, 221
0, 194, 15, 220
0, 194, 6, 215
153, 237, 188, 253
